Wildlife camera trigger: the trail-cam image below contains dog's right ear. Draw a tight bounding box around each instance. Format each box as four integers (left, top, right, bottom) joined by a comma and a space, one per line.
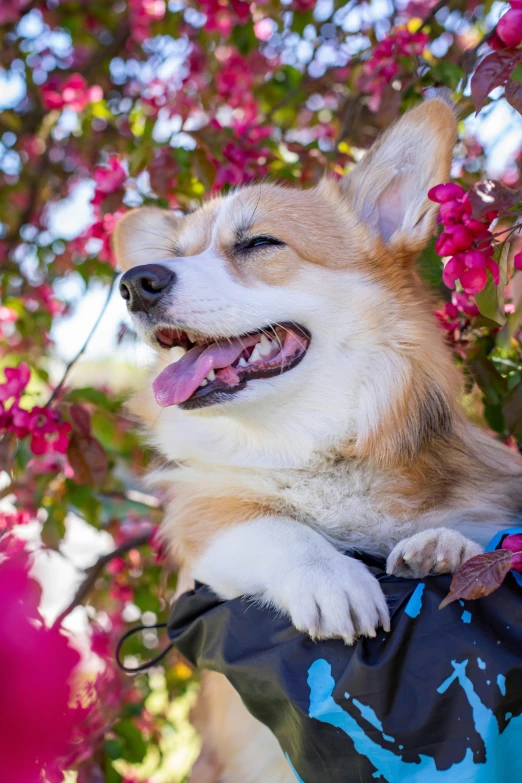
112, 207, 182, 271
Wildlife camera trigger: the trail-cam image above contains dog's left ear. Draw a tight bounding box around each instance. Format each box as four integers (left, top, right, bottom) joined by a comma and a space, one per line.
341, 99, 457, 258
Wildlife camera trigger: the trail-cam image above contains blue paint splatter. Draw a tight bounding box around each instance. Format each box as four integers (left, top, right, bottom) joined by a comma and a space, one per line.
285, 752, 306, 782
497, 674, 506, 696
477, 658, 486, 670
461, 610, 472, 624
404, 583, 425, 618
353, 698, 384, 731
459, 600, 465, 607
305, 658, 522, 782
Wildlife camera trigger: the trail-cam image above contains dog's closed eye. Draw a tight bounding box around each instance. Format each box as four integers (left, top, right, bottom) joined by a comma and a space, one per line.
235, 235, 285, 252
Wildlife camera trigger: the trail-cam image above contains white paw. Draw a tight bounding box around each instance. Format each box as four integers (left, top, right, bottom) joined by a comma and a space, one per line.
386, 528, 483, 579
275, 554, 390, 645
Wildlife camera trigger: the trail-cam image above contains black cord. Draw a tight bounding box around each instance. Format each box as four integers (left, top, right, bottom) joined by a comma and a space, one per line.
115, 623, 173, 673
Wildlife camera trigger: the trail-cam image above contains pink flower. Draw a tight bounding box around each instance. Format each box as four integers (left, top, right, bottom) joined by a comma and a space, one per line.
42, 74, 103, 113
439, 198, 470, 225
0, 305, 18, 323
428, 183, 465, 204
435, 224, 474, 256
459, 266, 488, 294
497, 7, 522, 49
514, 251, 522, 270
443, 253, 499, 293
93, 156, 126, 195
452, 292, 480, 317
0, 363, 30, 402
0, 509, 31, 531
28, 408, 72, 455
359, 27, 429, 111
501, 533, 522, 571
0, 538, 87, 781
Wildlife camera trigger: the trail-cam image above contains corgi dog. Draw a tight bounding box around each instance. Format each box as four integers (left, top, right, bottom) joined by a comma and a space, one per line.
114, 99, 522, 782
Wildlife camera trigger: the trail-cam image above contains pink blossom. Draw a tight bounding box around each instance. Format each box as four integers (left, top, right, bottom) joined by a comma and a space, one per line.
514, 251, 522, 270
0, 363, 30, 402
360, 27, 429, 111
0, 509, 31, 530
93, 156, 126, 196
198, 0, 251, 35
443, 253, 499, 293
501, 533, 522, 571
439, 198, 471, 225
452, 292, 480, 317
0, 537, 87, 782
435, 224, 474, 256
496, 7, 522, 49
41, 74, 103, 113
428, 183, 466, 203
0, 305, 18, 323
0, 0, 30, 25
129, 0, 166, 41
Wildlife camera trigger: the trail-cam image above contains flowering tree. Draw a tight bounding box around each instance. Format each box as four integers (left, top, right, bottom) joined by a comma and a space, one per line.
2, 0, 522, 780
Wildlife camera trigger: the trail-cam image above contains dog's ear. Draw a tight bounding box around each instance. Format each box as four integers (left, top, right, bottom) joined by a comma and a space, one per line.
341, 99, 457, 258
112, 207, 182, 271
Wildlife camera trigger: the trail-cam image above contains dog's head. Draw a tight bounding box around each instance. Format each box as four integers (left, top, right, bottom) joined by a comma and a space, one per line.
114, 100, 459, 467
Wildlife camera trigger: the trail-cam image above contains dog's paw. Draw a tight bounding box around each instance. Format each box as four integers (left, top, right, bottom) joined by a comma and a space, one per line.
276, 554, 390, 645
386, 528, 482, 579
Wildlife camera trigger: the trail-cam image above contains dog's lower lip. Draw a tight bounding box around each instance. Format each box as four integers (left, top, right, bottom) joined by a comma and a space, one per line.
152, 322, 311, 409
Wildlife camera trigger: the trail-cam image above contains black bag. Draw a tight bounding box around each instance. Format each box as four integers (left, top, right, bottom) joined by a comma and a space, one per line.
166, 530, 522, 783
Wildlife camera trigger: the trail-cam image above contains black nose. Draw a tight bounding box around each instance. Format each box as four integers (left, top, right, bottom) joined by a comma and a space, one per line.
119, 264, 176, 313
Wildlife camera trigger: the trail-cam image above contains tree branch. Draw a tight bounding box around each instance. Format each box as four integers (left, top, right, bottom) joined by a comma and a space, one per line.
54, 531, 152, 627
47, 272, 119, 405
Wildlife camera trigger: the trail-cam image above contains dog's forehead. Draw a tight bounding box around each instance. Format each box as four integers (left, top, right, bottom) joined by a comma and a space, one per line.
213, 185, 321, 239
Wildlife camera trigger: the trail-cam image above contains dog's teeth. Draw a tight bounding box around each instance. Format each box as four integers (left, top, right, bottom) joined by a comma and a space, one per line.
258, 335, 271, 356
206, 370, 216, 381
186, 330, 197, 342
250, 345, 262, 363
199, 379, 208, 387
238, 357, 248, 367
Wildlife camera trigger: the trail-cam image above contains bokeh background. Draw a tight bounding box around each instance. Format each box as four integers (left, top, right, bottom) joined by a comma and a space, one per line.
2, 0, 522, 781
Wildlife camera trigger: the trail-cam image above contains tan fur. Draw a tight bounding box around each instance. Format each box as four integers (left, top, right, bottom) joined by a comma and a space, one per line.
115, 98, 522, 782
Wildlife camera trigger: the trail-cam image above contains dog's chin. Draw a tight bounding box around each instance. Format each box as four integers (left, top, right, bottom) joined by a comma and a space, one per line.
147, 322, 311, 410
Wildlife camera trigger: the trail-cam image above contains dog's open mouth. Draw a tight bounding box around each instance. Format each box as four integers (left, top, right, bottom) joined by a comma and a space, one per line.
152, 322, 310, 409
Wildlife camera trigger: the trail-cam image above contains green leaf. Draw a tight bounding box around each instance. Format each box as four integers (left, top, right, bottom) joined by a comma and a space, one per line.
475, 243, 509, 325
469, 355, 507, 406
134, 584, 161, 613
113, 719, 147, 763
497, 292, 522, 352
430, 61, 463, 89
511, 63, 522, 82
417, 238, 447, 293
41, 513, 66, 550
103, 760, 123, 783
503, 382, 522, 439
104, 738, 125, 761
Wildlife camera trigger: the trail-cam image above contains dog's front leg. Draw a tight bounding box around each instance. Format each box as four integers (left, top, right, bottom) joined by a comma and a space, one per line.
192, 516, 390, 645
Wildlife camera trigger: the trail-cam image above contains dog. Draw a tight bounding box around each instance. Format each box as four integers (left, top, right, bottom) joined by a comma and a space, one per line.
114, 99, 522, 782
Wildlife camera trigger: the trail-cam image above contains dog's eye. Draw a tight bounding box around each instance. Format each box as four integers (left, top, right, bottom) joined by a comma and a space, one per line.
238, 235, 285, 251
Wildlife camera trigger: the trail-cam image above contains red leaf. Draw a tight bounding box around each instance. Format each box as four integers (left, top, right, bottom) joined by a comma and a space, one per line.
69, 403, 92, 436
468, 179, 522, 219
67, 431, 108, 489
439, 550, 512, 609
471, 49, 522, 113
505, 78, 522, 115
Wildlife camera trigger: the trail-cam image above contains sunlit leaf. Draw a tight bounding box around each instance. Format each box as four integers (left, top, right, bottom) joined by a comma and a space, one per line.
439, 550, 512, 608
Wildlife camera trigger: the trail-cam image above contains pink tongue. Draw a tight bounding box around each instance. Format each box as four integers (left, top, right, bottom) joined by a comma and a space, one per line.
153, 336, 254, 407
